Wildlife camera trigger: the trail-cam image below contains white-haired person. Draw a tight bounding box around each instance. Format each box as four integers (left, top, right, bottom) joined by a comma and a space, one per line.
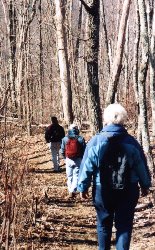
61, 124, 86, 198
78, 103, 151, 250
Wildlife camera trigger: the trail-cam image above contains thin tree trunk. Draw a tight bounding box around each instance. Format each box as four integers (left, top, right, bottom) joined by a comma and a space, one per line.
9, 0, 17, 109
124, 22, 129, 104
101, 0, 110, 75
105, 0, 131, 106
39, 0, 44, 123
133, 0, 142, 141
24, 27, 31, 136
150, 6, 155, 136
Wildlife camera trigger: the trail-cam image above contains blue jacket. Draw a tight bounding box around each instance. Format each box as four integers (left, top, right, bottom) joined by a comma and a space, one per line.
61, 128, 86, 158
78, 124, 151, 192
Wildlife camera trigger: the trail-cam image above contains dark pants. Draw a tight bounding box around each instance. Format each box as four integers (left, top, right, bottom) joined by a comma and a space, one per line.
93, 184, 139, 250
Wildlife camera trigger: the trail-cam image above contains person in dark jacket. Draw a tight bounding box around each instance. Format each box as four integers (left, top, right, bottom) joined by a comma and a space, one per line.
45, 116, 65, 172
61, 124, 86, 198
78, 103, 151, 250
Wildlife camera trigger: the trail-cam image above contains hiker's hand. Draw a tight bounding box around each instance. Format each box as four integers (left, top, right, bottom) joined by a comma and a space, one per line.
141, 188, 150, 197
80, 191, 89, 199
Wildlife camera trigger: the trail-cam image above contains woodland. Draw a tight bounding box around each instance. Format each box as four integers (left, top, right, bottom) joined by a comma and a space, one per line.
0, 0, 155, 249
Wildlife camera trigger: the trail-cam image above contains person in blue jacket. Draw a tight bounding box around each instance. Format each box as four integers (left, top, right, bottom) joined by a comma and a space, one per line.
78, 103, 151, 250
61, 124, 86, 198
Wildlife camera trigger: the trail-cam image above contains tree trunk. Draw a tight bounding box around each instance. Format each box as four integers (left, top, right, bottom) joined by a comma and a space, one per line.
53, 0, 73, 125
68, 1, 83, 124
124, 22, 129, 104
39, 0, 44, 123
133, 0, 142, 142
8, 0, 17, 110
1, 0, 17, 111
150, 6, 155, 136
101, 0, 110, 75
16, 0, 37, 119
105, 0, 131, 106
80, 0, 102, 133
137, 0, 154, 171
24, 26, 32, 136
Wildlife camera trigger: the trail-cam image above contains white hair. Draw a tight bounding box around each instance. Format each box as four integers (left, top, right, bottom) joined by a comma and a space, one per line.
69, 123, 78, 130
103, 103, 127, 125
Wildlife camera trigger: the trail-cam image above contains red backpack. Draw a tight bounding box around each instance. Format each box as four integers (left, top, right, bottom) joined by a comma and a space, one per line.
65, 138, 81, 158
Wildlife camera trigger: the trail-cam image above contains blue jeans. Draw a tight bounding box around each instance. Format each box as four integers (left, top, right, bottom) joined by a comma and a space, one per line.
66, 157, 82, 193
93, 184, 139, 250
50, 142, 61, 170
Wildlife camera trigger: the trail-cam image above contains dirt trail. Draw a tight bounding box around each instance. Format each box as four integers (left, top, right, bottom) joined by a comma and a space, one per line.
18, 134, 155, 250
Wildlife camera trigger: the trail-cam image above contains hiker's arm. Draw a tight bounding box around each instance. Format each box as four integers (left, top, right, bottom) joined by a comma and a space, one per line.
131, 136, 151, 182
78, 145, 97, 193
60, 138, 66, 158
133, 148, 151, 192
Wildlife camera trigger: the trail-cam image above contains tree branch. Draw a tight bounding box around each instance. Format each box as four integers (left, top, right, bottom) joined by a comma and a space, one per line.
79, 0, 92, 13
28, 0, 38, 26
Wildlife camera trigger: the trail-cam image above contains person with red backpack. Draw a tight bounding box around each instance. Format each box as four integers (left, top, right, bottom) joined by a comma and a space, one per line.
61, 124, 86, 198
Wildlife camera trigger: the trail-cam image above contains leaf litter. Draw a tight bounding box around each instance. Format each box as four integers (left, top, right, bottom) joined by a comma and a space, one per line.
0, 133, 155, 250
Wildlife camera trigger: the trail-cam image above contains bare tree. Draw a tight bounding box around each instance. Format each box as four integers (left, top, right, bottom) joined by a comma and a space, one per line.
80, 0, 102, 133
1, 0, 17, 110
39, 0, 44, 123
53, 0, 73, 125
100, 0, 110, 75
105, 0, 131, 106
150, 5, 155, 136
133, 0, 141, 141
137, 0, 154, 171
15, 0, 38, 119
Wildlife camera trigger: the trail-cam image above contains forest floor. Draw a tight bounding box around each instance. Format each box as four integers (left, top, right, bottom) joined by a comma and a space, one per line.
1, 132, 155, 250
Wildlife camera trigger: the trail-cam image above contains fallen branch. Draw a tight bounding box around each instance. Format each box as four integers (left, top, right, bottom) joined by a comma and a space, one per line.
0, 200, 5, 205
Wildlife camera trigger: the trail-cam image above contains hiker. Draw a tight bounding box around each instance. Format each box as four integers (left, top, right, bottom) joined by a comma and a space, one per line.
45, 116, 65, 172
78, 103, 151, 250
61, 124, 86, 198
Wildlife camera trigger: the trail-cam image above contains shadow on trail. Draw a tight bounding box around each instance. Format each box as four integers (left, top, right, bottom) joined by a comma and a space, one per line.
36, 160, 51, 165
61, 238, 97, 246
30, 168, 66, 174
30, 168, 53, 173
25, 148, 49, 157
42, 197, 78, 207
18, 235, 98, 246
29, 152, 48, 160
42, 196, 93, 209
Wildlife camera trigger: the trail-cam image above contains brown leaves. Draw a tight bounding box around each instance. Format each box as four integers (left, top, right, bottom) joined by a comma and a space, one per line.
1, 132, 155, 249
